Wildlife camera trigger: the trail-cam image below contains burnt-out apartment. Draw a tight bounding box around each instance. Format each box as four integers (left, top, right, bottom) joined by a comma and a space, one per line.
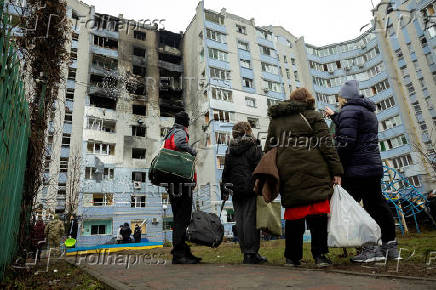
157, 31, 184, 117
35, 0, 185, 247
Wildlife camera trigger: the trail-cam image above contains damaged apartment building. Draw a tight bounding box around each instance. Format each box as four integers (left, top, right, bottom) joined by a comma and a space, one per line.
30, 0, 184, 246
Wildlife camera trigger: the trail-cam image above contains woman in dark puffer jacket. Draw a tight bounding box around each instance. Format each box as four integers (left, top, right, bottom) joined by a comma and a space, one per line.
325, 80, 399, 263
221, 122, 266, 264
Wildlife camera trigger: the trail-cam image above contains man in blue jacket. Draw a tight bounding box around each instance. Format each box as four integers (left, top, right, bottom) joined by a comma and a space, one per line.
325, 80, 399, 263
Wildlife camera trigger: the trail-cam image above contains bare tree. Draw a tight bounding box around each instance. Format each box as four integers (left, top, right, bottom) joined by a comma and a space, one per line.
65, 148, 83, 223
411, 128, 436, 176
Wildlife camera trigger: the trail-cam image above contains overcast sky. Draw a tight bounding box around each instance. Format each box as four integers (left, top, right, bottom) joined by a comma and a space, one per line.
82, 0, 381, 47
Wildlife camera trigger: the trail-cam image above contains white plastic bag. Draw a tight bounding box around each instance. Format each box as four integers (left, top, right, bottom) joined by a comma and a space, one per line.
328, 185, 381, 247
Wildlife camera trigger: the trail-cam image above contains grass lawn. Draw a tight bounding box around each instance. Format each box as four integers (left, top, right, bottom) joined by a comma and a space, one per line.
140, 230, 436, 278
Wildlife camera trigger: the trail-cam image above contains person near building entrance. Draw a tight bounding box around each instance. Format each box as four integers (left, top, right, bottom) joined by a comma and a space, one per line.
134, 224, 142, 243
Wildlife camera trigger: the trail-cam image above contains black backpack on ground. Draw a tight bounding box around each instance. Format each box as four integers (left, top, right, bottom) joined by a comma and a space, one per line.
186, 202, 225, 248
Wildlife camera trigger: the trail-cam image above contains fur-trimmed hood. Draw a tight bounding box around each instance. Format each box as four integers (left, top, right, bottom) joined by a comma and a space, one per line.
268, 100, 315, 118
228, 135, 259, 156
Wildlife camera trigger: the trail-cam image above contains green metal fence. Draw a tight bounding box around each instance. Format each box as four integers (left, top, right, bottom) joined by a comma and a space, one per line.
0, 2, 30, 279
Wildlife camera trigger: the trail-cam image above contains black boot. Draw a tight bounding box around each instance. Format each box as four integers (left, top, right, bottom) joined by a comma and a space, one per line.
243, 253, 267, 264
172, 256, 199, 264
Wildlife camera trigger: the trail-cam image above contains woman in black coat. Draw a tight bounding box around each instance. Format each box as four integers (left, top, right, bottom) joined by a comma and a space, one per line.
221, 122, 266, 264
325, 80, 399, 263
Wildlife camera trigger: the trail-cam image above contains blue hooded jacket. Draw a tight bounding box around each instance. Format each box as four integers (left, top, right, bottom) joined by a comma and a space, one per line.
332, 81, 383, 178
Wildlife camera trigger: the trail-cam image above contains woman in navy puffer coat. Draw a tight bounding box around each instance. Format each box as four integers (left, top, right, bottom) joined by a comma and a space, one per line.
325, 80, 399, 263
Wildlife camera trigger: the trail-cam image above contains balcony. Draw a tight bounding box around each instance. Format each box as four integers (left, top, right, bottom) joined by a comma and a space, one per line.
158, 60, 183, 73
158, 44, 181, 56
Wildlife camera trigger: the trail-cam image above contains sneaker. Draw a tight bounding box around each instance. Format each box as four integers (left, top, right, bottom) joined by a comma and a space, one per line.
314, 255, 332, 267
284, 258, 301, 267
172, 256, 199, 264
381, 240, 401, 260
243, 253, 267, 264
351, 243, 386, 263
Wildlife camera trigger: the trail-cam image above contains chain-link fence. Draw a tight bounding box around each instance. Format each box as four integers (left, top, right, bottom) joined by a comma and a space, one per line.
0, 2, 31, 279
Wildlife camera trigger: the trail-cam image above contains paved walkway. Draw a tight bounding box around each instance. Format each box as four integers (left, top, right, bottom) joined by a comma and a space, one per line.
68, 258, 436, 289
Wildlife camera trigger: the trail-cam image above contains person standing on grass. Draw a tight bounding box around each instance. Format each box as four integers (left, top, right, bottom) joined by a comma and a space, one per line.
45, 214, 64, 249
265, 88, 343, 267
221, 122, 266, 264
164, 111, 201, 264
325, 80, 399, 263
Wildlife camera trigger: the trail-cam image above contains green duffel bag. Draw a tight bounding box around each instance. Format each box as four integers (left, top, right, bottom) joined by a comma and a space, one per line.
149, 148, 196, 186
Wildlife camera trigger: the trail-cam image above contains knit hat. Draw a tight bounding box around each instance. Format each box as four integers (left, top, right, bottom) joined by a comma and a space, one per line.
340, 80, 360, 99
175, 111, 190, 127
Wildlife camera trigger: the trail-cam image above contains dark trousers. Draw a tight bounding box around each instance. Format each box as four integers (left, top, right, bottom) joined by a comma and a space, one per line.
285, 214, 328, 261
233, 195, 260, 254
169, 183, 193, 258
342, 177, 396, 243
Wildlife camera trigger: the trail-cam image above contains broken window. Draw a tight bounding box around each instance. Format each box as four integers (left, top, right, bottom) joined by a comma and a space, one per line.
92, 193, 113, 206
213, 109, 232, 122
85, 167, 98, 179
103, 168, 114, 180
92, 54, 118, 70
134, 31, 146, 41
60, 157, 69, 173
72, 32, 79, 41
133, 47, 146, 57
132, 171, 146, 182
210, 67, 230, 80
89, 95, 117, 110
132, 126, 146, 137
68, 68, 76, 80
66, 88, 75, 101
87, 141, 115, 155
93, 35, 118, 49
236, 24, 246, 35
62, 134, 71, 147
211, 87, 232, 102
64, 112, 73, 124
242, 77, 253, 88
247, 117, 259, 129
132, 104, 146, 116
87, 117, 116, 133
70, 48, 78, 61
133, 65, 146, 77
132, 148, 146, 159
215, 131, 231, 145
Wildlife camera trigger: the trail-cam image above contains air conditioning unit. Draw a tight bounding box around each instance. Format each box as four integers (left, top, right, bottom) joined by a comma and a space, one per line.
328, 70, 334, 74
358, 64, 364, 68
263, 88, 269, 94
152, 218, 158, 224
133, 181, 141, 190
345, 66, 351, 71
